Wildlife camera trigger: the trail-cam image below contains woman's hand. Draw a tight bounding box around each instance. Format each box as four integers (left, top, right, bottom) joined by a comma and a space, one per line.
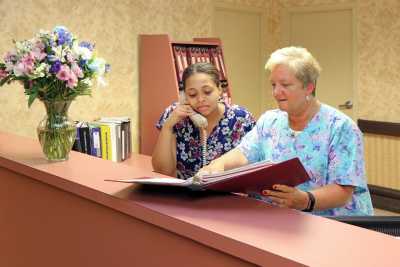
194, 148, 249, 182
196, 160, 225, 182
262, 184, 309, 210
164, 104, 196, 129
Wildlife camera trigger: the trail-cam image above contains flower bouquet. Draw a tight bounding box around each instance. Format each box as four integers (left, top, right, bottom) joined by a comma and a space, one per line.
0, 26, 110, 161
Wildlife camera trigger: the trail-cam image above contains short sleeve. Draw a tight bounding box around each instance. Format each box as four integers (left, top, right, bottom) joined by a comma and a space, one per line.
156, 103, 178, 130
230, 106, 256, 140
240, 109, 256, 134
328, 120, 366, 191
237, 114, 267, 163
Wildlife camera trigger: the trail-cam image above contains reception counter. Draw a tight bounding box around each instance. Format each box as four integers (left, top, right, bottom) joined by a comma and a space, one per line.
0, 131, 399, 267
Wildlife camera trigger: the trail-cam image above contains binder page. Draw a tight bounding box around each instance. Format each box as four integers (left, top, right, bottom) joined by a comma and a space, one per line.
105, 177, 192, 187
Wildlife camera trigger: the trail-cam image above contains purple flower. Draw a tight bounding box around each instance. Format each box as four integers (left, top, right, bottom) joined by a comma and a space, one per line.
47, 55, 58, 62
79, 41, 95, 51
53, 26, 72, 46
50, 61, 61, 73
78, 59, 87, 68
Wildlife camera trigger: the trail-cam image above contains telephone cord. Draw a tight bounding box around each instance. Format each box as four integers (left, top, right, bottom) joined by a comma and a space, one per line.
201, 128, 207, 167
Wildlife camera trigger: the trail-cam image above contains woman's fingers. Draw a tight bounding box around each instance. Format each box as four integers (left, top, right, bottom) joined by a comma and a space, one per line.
262, 189, 287, 198
268, 196, 288, 207
272, 184, 294, 192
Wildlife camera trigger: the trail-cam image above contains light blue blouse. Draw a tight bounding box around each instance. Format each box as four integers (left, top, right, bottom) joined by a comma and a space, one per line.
237, 104, 373, 216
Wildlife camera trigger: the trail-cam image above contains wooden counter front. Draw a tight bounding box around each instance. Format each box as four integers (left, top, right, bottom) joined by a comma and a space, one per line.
0, 131, 399, 267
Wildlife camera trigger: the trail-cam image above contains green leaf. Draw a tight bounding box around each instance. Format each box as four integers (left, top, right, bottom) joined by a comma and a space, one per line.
28, 91, 39, 107
0, 76, 12, 86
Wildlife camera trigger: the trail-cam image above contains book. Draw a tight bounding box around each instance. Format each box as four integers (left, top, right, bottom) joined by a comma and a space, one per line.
98, 117, 131, 161
187, 47, 197, 65
77, 122, 91, 155
71, 121, 82, 152
99, 124, 112, 160
88, 123, 102, 158
172, 45, 185, 89
105, 158, 310, 194
96, 120, 121, 162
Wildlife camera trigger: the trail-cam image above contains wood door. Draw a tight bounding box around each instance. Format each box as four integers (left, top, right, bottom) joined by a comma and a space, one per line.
282, 6, 356, 119
213, 6, 265, 118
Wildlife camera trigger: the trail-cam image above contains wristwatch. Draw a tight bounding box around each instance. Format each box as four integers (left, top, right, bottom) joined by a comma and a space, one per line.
302, 191, 316, 212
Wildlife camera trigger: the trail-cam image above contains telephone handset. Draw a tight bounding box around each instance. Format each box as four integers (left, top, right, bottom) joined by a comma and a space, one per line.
178, 91, 208, 129
178, 90, 208, 167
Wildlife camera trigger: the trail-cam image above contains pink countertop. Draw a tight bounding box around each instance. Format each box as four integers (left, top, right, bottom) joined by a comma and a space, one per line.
1, 131, 399, 266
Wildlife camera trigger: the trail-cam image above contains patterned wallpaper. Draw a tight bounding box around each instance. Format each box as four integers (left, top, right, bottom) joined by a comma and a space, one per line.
0, 0, 214, 152
0, 0, 399, 154
357, 0, 400, 122
268, 0, 400, 122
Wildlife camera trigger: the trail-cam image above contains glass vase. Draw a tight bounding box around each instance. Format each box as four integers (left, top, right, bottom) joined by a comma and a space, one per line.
37, 100, 76, 161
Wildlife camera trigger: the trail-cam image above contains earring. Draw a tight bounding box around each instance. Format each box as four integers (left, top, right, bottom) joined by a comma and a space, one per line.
306, 95, 310, 101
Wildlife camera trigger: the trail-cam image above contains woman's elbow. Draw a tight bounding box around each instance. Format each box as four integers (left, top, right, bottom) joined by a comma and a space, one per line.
151, 158, 176, 177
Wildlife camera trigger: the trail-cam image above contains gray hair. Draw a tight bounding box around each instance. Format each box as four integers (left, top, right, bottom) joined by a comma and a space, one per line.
265, 46, 322, 88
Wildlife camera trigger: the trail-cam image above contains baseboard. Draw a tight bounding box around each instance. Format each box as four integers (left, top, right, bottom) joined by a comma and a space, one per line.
369, 184, 400, 213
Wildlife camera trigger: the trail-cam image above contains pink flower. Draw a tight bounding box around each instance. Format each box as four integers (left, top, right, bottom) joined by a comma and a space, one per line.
3, 51, 17, 63
13, 62, 31, 77
32, 47, 46, 61
56, 65, 71, 81
32, 41, 46, 60
66, 71, 78, 88
66, 52, 75, 63
0, 68, 8, 79
21, 53, 35, 67
71, 63, 83, 78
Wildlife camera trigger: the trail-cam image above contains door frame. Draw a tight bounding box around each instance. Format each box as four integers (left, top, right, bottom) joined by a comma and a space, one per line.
281, 4, 359, 120
212, 2, 268, 117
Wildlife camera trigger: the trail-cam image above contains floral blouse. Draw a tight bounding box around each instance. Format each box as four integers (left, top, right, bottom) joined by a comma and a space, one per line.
156, 102, 255, 179
237, 104, 373, 216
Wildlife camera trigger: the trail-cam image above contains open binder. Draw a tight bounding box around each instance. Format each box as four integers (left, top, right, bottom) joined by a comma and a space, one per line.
105, 158, 310, 194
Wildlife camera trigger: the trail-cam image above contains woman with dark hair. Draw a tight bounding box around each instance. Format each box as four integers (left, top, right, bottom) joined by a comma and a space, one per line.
152, 62, 255, 179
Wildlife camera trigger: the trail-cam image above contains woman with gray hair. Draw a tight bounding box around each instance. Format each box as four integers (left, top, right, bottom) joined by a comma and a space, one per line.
198, 47, 373, 216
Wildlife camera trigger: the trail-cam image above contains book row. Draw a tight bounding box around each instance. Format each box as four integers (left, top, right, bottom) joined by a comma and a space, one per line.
72, 117, 132, 162
172, 45, 229, 91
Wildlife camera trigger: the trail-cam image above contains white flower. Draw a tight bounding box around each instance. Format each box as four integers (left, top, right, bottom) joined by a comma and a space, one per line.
89, 58, 106, 75
13, 63, 25, 77
81, 78, 93, 87
31, 63, 49, 78
72, 43, 92, 60
52, 46, 65, 62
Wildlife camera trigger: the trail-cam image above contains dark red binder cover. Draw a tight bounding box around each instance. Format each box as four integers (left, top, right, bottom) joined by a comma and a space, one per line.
105, 158, 309, 195
202, 158, 309, 194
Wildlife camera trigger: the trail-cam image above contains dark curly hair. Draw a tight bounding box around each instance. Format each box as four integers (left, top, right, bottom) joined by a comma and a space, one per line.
182, 62, 220, 90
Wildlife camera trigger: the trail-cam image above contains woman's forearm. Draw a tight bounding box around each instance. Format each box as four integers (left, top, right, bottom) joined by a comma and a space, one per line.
312, 184, 354, 211
203, 148, 249, 173
151, 126, 177, 176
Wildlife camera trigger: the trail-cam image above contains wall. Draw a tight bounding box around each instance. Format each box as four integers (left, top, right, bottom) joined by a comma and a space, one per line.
268, 0, 400, 189
267, 0, 400, 123
0, 0, 214, 152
